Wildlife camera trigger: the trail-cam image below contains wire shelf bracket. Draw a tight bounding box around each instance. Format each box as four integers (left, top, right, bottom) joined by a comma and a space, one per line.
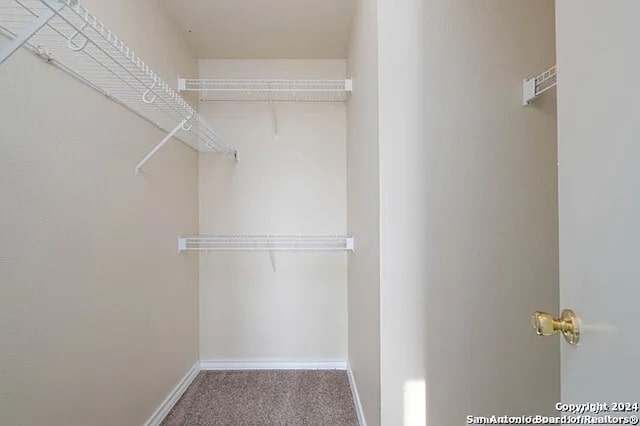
0, 0, 238, 170
177, 235, 356, 252
177, 78, 353, 103
523, 65, 557, 106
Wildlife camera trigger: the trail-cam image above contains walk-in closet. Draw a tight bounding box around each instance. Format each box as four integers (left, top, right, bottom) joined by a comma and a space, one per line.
5, 1, 636, 425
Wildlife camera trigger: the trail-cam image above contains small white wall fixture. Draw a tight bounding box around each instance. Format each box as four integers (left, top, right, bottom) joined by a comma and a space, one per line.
522, 65, 557, 106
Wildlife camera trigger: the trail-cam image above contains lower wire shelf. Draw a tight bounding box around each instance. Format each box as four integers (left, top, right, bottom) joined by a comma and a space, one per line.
178, 235, 355, 252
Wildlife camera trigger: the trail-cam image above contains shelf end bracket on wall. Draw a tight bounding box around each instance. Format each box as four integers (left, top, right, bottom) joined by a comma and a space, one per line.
178, 237, 187, 252
0, 0, 65, 66
177, 76, 186, 91
135, 117, 189, 175
522, 65, 557, 106
346, 237, 355, 251
345, 78, 353, 93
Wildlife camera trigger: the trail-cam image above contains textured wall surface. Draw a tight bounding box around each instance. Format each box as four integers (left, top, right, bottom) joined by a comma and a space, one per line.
0, 1, 200, 424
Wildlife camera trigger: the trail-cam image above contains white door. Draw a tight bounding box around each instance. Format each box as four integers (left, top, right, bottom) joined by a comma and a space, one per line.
556, 0, 640, 418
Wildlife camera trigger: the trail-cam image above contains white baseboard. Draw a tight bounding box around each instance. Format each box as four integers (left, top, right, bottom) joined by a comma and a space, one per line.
199, 359, 347, 370
145, 362, 200, 426
347, 362, 367, 426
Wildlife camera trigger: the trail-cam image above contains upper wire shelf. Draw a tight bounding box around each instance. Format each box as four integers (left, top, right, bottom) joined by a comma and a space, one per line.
178, 78, 353, 103
0, 0, 237, 161
522, 65, 557, 106
178, 235, 355, 252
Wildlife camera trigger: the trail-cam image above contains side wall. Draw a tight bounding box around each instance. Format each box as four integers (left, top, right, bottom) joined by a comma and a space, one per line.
0, 1, 200, 425
197, 60, 348, 363
346, 0, 381, 424
377, 0, 427, 424
377, 1, 559, 424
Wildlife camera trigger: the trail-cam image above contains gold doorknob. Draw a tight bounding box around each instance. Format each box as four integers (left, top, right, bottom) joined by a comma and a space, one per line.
532, 309, 580, 345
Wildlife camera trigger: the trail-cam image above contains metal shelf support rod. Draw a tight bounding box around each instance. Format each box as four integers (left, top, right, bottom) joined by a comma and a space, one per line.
135, 118, 188, 175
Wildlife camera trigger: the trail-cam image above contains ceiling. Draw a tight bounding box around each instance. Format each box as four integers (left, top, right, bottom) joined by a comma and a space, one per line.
160, 0, 356, 59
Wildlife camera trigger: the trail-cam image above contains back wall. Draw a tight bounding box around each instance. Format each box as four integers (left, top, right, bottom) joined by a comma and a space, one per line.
197, 60, 348, 362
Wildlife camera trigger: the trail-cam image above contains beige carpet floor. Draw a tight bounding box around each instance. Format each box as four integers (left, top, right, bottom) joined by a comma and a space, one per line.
162, 370, 358, 426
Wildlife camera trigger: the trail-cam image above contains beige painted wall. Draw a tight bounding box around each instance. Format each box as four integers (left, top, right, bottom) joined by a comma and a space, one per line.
346, 0, 381, 424
377, 0, 427, 424
197, 60, 348, 362
406, 1, 557, 425
0, 1, 199, 425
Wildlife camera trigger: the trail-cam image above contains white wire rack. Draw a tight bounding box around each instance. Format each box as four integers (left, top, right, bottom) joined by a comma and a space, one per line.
522, 65, 557, 106
178, 235, 355, 252
178, 78, 353, 103
0, 0, 237, 172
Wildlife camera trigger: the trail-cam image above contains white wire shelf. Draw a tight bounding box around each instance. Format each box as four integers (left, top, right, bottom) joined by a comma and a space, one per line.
178, 78, 353, 103
522, 65, 557, 106
178, 235, 355, 252
0, 0, 237, 170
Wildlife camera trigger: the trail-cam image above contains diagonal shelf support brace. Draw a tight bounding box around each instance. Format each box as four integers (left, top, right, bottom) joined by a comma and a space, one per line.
135, 118, 188, 175
0, 0, 65, 66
